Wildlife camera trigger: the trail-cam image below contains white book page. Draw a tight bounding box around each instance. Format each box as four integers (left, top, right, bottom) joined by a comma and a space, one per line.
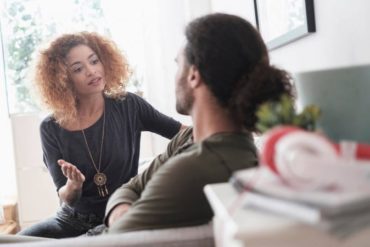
233, 167, 370, 212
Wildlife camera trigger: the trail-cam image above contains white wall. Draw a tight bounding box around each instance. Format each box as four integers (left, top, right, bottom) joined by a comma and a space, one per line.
184, 0, 212, 21
0, 35, 17, 199
212, 0, 370, 73
103, 0, 211, 155
142, 0, 213, 153
211, 0, 256, 26
10, 114, 59, 229
0, 105, 17, 199
269, 0, 370, 73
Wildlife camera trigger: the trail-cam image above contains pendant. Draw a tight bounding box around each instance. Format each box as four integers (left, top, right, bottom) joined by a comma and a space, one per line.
94, 172, 109, 197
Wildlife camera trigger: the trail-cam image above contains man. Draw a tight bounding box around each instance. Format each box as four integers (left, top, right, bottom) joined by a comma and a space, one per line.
105, 13, 293, 233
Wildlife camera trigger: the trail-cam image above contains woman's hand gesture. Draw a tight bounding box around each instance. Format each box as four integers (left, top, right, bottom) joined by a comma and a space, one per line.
58, 159, 86, 189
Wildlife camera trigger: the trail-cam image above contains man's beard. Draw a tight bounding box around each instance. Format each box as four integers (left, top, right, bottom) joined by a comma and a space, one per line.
176, 77, 194, 115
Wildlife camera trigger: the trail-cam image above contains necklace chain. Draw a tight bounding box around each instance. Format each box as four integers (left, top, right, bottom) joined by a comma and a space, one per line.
80, 108, 106, 174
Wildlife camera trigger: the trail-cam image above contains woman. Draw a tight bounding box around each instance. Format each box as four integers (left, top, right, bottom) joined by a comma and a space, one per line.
19, 32, 182, 238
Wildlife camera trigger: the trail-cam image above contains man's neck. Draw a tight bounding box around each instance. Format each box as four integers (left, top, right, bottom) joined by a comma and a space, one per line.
190, 91, 242, 142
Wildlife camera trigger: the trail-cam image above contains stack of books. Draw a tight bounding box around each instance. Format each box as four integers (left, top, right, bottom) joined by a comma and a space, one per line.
230, 167, 370, 237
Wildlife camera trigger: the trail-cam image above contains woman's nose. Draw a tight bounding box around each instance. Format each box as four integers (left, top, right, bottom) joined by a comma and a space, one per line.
85, 64, 95, 76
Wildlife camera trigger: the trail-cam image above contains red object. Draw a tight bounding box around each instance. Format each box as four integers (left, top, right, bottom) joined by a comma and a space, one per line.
260, 126, 302, 174
333, 143, 370, 160
357, 144, 370, 159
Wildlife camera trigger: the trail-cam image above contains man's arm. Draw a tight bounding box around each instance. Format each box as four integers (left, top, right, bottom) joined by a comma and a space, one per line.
107, 151, 213, 233
104, 153, 166, 226
105, 127, 193, 226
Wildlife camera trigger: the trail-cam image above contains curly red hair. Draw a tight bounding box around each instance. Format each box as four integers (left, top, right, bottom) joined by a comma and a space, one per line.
34, 32, 130, 125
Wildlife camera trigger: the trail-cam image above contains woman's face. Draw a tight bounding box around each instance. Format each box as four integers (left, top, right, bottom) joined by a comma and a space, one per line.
65, 44, 106, 97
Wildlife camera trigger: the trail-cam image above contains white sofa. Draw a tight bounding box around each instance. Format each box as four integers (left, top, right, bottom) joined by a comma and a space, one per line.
0, 222, 214, 247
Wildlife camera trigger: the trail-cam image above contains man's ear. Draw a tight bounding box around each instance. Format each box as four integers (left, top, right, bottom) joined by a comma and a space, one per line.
187, 65, 202, 88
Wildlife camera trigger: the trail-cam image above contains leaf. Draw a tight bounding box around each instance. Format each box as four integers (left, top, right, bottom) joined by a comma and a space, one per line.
255, 94, 321, 133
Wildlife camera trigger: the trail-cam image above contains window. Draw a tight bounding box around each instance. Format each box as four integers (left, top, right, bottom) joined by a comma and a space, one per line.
0, 0, 129, 114
1, 0, 187, 116
1, 0, 112, 114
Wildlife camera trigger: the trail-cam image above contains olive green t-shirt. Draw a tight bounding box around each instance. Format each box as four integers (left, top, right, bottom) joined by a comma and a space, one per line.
105, 127, 257, 233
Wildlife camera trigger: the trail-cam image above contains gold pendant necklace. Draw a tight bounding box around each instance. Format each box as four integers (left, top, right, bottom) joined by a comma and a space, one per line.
81, 107, 109, 197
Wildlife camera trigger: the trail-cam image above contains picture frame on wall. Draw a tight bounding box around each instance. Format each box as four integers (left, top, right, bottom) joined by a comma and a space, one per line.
254, 0, 316, 50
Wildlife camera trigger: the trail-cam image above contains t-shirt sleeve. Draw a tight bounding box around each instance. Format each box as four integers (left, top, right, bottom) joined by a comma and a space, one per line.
40, 119, 66, 191
129, 93, 181, 139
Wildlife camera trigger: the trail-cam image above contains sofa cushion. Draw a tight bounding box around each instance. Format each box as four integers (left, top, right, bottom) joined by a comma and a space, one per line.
0, 222, 214, 247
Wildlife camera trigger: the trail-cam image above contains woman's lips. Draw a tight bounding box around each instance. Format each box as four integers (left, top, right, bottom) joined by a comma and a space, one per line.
88, 77, 101, 86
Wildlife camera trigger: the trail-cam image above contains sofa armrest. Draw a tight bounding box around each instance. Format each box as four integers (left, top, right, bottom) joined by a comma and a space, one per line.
0, 222, 214, 247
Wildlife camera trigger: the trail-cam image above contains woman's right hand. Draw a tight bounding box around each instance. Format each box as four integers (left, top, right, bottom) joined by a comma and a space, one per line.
58, 159, 85, 189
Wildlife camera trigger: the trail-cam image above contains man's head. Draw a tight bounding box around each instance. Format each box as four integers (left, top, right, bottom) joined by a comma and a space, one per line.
175, 13, 293, 131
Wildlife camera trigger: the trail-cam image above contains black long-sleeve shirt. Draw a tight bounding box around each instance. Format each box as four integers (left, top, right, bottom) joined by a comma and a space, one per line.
40, 92, 181, 219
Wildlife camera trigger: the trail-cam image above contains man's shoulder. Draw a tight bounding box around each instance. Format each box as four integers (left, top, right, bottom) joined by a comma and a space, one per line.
177, 132, 257, 169
164, 139, 211, 171
173, 126, 193, 141
159, 148, 203, 176
164, 126, 193, 154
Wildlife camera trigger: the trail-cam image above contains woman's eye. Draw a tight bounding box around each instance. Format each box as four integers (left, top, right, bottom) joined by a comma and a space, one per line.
92, 59, 99, 65
73, 67, 82, 73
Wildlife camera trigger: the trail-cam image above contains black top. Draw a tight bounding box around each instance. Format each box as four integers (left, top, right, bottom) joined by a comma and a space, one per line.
40, 93, 181, 218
